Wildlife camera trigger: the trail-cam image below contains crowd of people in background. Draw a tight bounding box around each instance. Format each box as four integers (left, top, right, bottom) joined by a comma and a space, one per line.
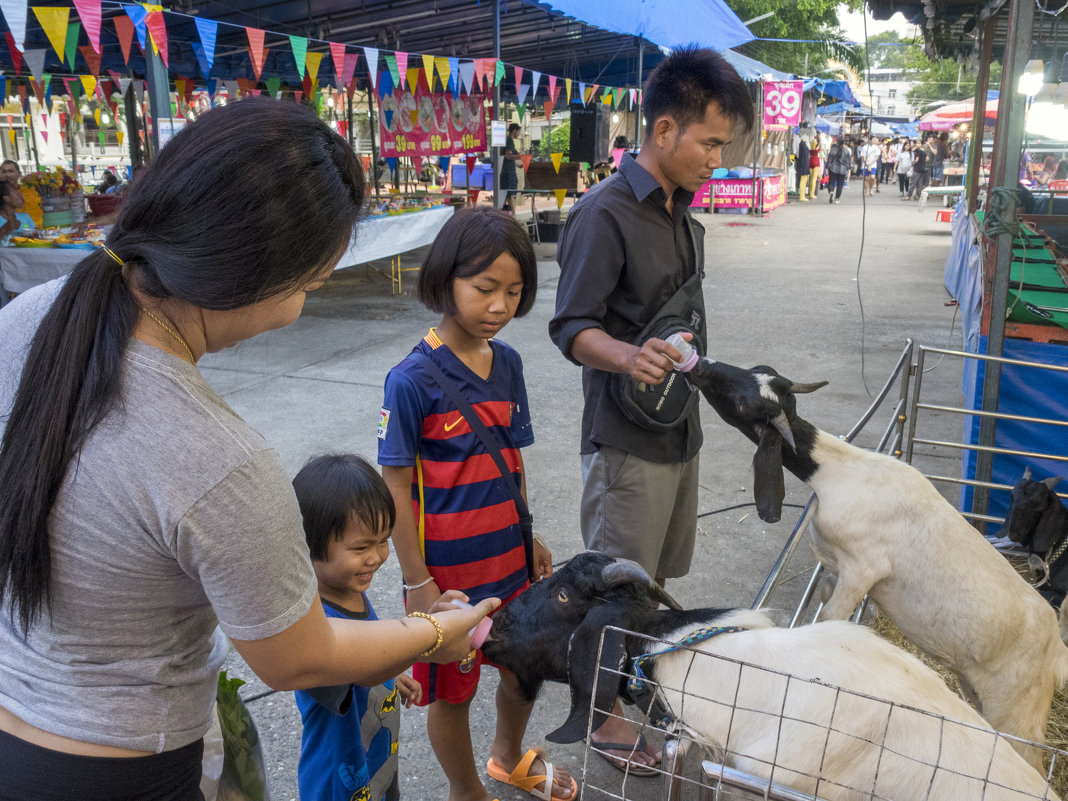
794, 130, 959, 204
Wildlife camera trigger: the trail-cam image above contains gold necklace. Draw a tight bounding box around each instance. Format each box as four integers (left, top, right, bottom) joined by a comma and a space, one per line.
142, 308, 198, 366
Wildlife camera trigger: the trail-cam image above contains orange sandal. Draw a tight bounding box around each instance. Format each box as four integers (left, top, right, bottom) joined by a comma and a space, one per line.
486, 747, 578, 801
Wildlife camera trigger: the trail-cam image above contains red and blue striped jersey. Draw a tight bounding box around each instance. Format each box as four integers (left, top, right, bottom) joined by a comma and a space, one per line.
378, 330, 534, 603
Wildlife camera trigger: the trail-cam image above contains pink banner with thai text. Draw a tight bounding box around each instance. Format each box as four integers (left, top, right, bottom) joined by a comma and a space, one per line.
762, 80, 803, 129
378, 89, 488, 158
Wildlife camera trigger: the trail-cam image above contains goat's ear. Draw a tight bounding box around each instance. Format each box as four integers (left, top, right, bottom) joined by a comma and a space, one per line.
546, 604, 630, 744
753, 426, 785, 523
1043, 476, 1063, 490
1034, 499, 1064, 553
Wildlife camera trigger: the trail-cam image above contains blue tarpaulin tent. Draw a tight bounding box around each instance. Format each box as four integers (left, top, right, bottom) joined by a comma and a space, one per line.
532, 0, 754, 52
803, 79, 860, 106
720, 49, 794, 82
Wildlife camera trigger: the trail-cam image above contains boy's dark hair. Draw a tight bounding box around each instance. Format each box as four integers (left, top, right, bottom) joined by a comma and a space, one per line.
418, 207, 537, 317
293, 454, 396, 561
642, 46, 753, 138
508, 123, 521, 135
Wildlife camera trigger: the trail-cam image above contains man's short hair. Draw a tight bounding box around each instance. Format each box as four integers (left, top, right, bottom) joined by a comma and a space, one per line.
642, 46, 754, 138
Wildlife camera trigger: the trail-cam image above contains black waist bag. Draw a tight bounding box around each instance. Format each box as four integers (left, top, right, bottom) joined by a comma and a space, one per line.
610, 272, 706, 433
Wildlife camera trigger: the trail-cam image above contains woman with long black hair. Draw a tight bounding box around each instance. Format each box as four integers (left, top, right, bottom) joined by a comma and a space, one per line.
0, 98, 493, 801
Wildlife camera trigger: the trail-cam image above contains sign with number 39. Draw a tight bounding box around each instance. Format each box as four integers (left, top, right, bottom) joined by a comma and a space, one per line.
762, 81, 803, 128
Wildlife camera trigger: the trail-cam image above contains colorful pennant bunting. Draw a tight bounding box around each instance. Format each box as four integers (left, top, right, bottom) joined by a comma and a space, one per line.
194, 17, 217, 75
289, 34, 307, 77
364, 47, 379, 90
33, 6, 69, 60
1, 0, 27, 52
72, 0, 101, 53
246, 27, 266, 80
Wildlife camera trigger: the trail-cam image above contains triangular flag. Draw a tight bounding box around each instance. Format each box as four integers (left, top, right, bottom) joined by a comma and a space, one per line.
28, 78, 43, 105
206, 77, 217, 101
513, 65, 523, 93
224, 79, 238, 100
531, 71, 541, 99
578, 82, 586, 106
395, 51, 408, 88
611, 148, 625, 168
614, 88, 624, 108
468, 188, 480, 205
190, 41, 211, 78
293, 89, 302, 104
565, 78, 572, 103
377, 67, 393, 98
72, 0, 101, 54
329, 41, 346, 86
305, 51, 323, 82
421, 53, 435, 90
406, 67, 420, 94
122, 3, 147, 51
363, 47, 379, 90
336, 119, 347, 138
62, 76, 78, 98
411, 155, 423, 175
459, 60, 475, 95
289, 35, 307, 77
472, 58, 484, 91
543, 98, 555, 118
246, 27, 266, 80
447, 57, 459, 94
550, 152, 563, 173
383, 107, 393, 129
520, 154, 532, 172
113, 15, 133, 64
265, 76, 281, 98
386, 156, 397, 176
93, 107, 99, 126
117, 76, 131, 97
339, 49, 357, 90
1, 0, 27, 53
144, 9, 168, 66
6, 32, 23, 73
133, 78, 144, 104
194, 17, 217, 74
174, 78, 185, 103
517, 84, 530, 106
79, 44, 101, 76
24, 48, 45, 81
33, 6, 70, 60
602, 89, 612, 106
63, 20, 80, 69
384, 53, 400, 90
548, 75, 557, 101
493, 59, 505, 86
588, 84, 599, 105
554, 188, 567, 208
629, 88, 637, 108
117, 130, 124, 146
465, 154, 477, 174
435, 57, 450, 94
516, 103, 525, 122
80, 75, 96, 98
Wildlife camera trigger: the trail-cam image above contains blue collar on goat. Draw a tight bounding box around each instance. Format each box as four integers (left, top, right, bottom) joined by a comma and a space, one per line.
628, 625, 748, 695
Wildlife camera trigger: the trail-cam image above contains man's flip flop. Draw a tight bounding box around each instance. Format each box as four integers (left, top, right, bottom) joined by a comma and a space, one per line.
486, 747, 578, 801
590, 736, 659, 778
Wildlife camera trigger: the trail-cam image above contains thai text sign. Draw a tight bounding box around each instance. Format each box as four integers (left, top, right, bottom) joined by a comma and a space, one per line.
378, 89, 487, 157
762, 81, 803, 128
709, 174, 787, 212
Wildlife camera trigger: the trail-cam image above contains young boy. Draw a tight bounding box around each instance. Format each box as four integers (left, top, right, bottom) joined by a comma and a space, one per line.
292, 454, 422, 801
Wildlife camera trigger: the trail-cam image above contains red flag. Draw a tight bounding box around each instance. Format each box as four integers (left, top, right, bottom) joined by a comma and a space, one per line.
294, 90, 303, 104
468, 189, 481, 205
79, 45, 101, 76
336, 120, 348, 139
145, 9, 168, 67
113, 16, 134, 64
5, 33, 22, 75
245, 27, 266, 80
465, 154, 477, 174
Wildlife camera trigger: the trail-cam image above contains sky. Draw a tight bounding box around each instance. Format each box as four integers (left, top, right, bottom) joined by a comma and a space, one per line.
835, 3, 921, 44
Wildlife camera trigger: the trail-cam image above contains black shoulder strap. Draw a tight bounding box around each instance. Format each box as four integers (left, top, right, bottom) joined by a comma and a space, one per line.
407, 350, 529, 518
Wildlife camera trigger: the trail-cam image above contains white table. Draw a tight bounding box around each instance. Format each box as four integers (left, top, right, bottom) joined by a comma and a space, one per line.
0, 246, 89, 294
919, 185, 966, 210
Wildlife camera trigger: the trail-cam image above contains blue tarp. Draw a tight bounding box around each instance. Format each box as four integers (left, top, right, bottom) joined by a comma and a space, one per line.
532, 0, 754, 52
720, 49, 794, 82
803, 78, 859, 106
814, 116, 841, 134
817, 101, 860, 114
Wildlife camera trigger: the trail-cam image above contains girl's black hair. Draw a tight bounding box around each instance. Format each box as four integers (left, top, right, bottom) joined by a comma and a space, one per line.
0, 97, 365, 633
292, 454, 396, 561
642, 46, 754, 138
417, 207, 537, 318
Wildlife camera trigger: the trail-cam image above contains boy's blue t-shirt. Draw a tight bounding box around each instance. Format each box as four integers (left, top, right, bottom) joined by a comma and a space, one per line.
295, 597, 400, 801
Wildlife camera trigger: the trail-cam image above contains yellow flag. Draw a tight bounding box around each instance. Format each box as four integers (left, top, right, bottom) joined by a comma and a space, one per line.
564, 78, 572, 103
117, 130, 125, 146
435, 57, 451, 93
33, 6, 70, 61
550, 152, 563, 173
305, 52, 324, 82
8, 129, 14, 146
80, 75, 97, 99
406, 67, 421, 94
554, 188, 567, 209
94, 107, 101, 126
422, 54, 436, 90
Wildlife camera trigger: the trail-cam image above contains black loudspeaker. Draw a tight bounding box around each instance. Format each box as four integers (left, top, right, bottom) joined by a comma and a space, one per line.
569, 106, 611, 164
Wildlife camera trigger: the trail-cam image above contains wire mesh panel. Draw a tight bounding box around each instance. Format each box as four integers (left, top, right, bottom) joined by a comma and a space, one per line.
576, 627, 1066, 801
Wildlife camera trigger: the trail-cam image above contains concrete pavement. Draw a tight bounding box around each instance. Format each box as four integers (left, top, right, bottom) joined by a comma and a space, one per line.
204, 177, 966, 801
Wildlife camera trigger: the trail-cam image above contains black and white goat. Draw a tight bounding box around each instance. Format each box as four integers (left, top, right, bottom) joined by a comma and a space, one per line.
689, 359, 1068, 770
482, 552, 1062, 801
998, 468, 1068, 612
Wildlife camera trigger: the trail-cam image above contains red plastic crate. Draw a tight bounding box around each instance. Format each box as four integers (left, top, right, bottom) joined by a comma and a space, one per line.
935, 208, 952, 222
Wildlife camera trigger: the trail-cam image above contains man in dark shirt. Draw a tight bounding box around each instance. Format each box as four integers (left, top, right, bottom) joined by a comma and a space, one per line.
549, 46, 753, 774
501, 122, 521, 211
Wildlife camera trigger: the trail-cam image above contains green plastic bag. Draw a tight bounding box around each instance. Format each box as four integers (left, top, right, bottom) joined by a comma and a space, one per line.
215, 671, 271, 801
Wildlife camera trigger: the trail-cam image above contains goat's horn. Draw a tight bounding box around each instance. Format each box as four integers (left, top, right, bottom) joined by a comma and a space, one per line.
602, 559, 654, 588
771, 412, 796, 450
1024, 466, 1033, 480
788, 380, 829, 394
1044, 476, 1063, 490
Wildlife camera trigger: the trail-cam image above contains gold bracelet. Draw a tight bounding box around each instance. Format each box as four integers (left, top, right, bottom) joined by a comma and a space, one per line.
407, 611, 444, 658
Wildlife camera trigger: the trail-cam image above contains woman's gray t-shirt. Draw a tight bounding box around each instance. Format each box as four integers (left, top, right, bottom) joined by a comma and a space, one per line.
0, 279, 317, 752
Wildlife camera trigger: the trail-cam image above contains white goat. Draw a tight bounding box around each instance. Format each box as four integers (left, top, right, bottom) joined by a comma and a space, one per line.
653, 608, 1062, 801
691, 359, 1068, 770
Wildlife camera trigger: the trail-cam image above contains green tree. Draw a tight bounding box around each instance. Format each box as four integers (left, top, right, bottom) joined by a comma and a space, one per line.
864, 31, 921, 70
727, 0, 865, 75
538, 120, 570, 160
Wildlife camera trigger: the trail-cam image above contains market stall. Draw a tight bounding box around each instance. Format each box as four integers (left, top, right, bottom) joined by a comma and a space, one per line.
0, 243, 89, 294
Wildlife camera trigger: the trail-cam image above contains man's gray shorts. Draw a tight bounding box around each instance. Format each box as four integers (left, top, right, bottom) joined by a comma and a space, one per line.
580, 445, 699, 580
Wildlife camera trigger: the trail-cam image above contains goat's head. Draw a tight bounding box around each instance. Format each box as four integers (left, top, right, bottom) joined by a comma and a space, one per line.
689, 359, 827, 522
996, 467, 1065, 554
482, 551, 680, 742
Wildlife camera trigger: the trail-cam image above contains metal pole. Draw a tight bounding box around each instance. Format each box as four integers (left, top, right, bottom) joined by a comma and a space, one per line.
634, 39, 643, 144
752, 80, 762, 216
972, 0, 1034, 527
123, 81, 144, 169
144, 48, 169, 155
27, 112, 40, 172
492, 0, 501, 210
366, 89, 381, 198
966, 18, 994, 215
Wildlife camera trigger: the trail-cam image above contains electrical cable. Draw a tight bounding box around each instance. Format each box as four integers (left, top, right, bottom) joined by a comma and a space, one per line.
856, 10, 875, 397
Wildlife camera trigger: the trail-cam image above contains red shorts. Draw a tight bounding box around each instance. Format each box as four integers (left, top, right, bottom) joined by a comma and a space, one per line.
409, 583, 527, 705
